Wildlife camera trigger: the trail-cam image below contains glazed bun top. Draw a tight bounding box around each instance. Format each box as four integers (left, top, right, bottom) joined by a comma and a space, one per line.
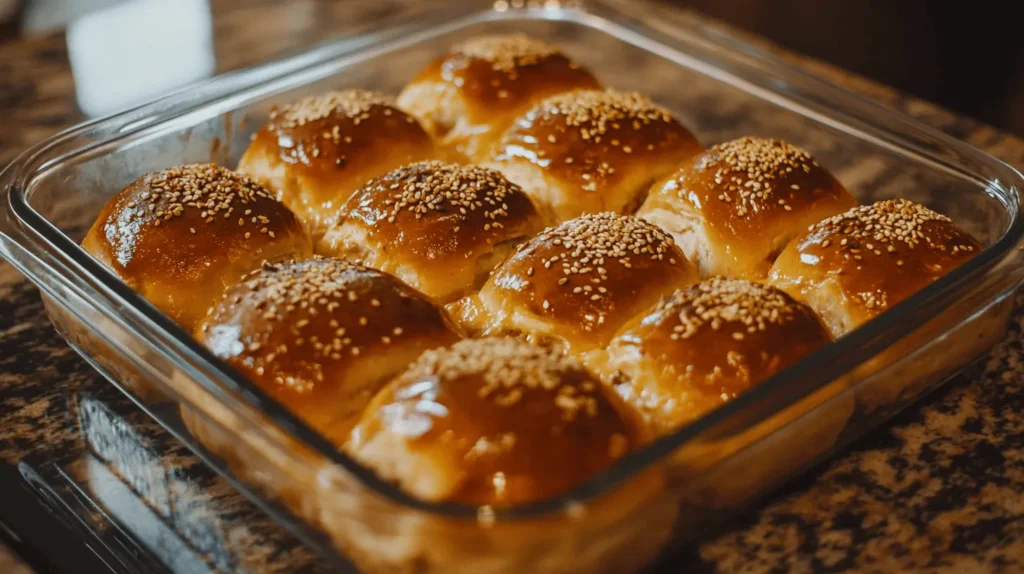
769, 199, 981, 324
490, 89, 702, 217
618, 277, 830, 406
197, 257, 461, 443
484, 212, 698, 348
645, 137, 855, 277
83, 163, 312, 329
241, 89, 440, 235
349, 337, 644, 506
322, 161, 543, 301
406, 34, 601, 129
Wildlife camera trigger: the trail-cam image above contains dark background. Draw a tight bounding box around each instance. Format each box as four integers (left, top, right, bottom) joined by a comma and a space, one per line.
679, 0, 1024, 136
0, 0, 1022, 135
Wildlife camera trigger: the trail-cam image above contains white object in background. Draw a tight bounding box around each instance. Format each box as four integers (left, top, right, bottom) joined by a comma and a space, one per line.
23, 0, 126, 34
66, 0, 214, 117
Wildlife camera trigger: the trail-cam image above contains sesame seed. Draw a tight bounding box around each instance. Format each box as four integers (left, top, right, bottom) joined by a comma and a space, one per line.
346, 161, 532, 236
208, 258, 442, 365
657, 278, 801, 340
401, 338, 605, 418
506, 212, 680, 326
456, 34, 561, 73
691, 137, 819, 219
808, 199, 978, 259
118, 164, 287, 243
269, 89, 397, 129
519, 89, 676, 142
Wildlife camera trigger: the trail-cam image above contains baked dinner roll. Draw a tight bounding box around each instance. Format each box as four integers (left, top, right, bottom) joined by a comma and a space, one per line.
592, 277, 831, 435
396, 34, 601, 161
82, 163, 312, 332
768, 199, 982, 337
637, 137, 856, 279
195, 257, 461, 445
238, 89, 441, 238
348, 337, 646, 506
463, 212, 698, 352
485, 89, 702, 222
320, 161, 543, 303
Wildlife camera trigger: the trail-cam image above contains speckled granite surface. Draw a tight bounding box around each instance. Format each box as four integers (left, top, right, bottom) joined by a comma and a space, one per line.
3, 2, 1024, 573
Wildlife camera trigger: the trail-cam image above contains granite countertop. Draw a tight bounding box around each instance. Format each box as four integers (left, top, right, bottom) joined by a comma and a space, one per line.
3, 1, 1024, 572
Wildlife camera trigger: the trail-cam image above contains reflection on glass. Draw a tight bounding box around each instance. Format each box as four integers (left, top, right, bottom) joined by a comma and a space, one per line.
66, 0, 214, 117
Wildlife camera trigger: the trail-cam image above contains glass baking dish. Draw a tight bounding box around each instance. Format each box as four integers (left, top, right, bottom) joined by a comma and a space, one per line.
2, 0, 1023, 571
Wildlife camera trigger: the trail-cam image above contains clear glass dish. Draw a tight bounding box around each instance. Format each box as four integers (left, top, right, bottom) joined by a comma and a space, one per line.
2, 1, 1023, 571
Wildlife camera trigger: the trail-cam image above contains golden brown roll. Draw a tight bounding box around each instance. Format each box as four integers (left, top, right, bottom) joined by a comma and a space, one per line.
396, 34, 601, 161
82, 163, 312, 332
768, 198, 982, 337
591, 277, 831, 435
463, 212, 698, 352
484, 89, 702, 223
195, 257, 461, 445
319, 161, 544, 303
637, 137, 856, 280
347, 337, 646, 506
238, 89, 441, 238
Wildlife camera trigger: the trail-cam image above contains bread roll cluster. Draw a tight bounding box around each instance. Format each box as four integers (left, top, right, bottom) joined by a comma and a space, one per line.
81, 32, 981, 573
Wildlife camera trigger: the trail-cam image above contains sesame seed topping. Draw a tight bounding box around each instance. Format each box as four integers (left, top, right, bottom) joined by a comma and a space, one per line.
526, 90, 676, 140
692, 137, 818, 218
406, 338, 599, 417
512, 212, 679, 323
110, 164, 285, 254
351, 161, 529, 230
269, 89, 395, 129
809, 199, 977, 257
658, 278, 800, 340
214, 258, 434, 366
456, 34, 560, 73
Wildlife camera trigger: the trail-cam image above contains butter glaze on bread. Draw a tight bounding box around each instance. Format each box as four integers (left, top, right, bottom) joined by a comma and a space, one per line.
486, 89, 702, 223
348, 337, 645, 506
82, 163, 312, 332
196, 257, 461, 444
397, 34, 601, 161
238, 89, 441, 238
466, 212, 698, 352
593, 277, 831, 435
638, 137, 856, 279
769, 199, 981, 336
320, 161, 543, 303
